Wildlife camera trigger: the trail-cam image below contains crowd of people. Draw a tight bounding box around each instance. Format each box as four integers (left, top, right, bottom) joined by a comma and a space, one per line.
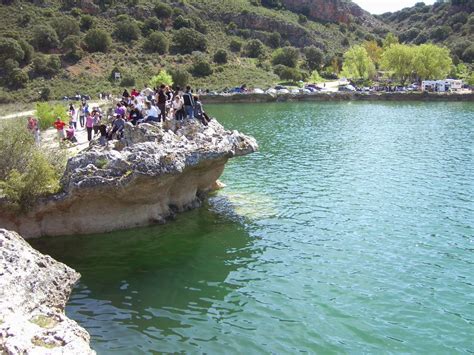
49, 84, 212, 147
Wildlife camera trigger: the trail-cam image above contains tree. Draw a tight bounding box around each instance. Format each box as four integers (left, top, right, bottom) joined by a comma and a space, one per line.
143, 31, 169, 54
84, 29, 112, 52
173, 15, 194, 30
80, 14, 95, 31
62, 35, 83, 61
363, 40, 383, 67
18, 40, 34, 65
229, 39, 242, 52
430, 25, 452, 41
213, 49, 228, 64
169, 68, 190, 88
32, 54, 61, 77
141, 17, 161, 36
32, 24, 59, 51
268, 32, 281, 48
150, 70, 173, 87
0, 38, 24, 66
50, 16, 80, 41
341, 45, 375, 80
271, 46, 299, 68
154, 2, 173, 18
462, 44, 474, 63
6, 68, 28, 89
383, 32, 399, 49
114, 20, 140, 42
172, 28, 207, 54
308, 70, 323, 83
412, 44, 452, 80
381, 44, 416, 85
244, 39, 265, 58
190, 58, 213, 77
304, 46, 323, 71
274, 65, 303, 82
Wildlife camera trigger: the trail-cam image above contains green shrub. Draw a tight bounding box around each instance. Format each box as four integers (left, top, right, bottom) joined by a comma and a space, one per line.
84, 29, 111, 52
35, 103, 69, 130
169, 67, 190, 88
268, 32, 281, 48
62, 35, 83, 61
150, 70, 173, 87
120, 74, 135, 87
154, 2, 173, 18
173, 15, 194, 30
462, 44, 474, 63
190, 58, 213, 77
244, 39, 265, 58
213, 49, 228, 64
0, 38, 24, 66
141, 17, 161, 36
274, 64, 303, 82
18, 40, 34, 65
0, 151, 61, 212
143, 31, 169, 54
50, 16, 80, 41
229, 39, 242, 52
6, 68, 28, 89
172, 28, 207, 54
304, 46, 323, 70
114, 20, 141, 42
32, 24, 59, 51
0, 121, 34, 181
271, 46, 299, 68
80, 14, 95, 31
32, 54, 61, 78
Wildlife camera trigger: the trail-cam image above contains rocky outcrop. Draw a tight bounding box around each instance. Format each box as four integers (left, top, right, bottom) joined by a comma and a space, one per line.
0, 119, 258, 238
279, 0, 383, 27
0, 229, 94, 354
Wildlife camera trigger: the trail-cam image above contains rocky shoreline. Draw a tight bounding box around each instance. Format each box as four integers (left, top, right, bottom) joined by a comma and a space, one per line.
0, 229, 94, 354
0, 119, 258, 239
201, 91, 474, 104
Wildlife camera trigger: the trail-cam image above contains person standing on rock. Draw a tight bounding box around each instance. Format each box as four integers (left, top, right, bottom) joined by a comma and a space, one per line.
156, 84, 167, 122
85, 112, 94, 141
183, 86, 195, 120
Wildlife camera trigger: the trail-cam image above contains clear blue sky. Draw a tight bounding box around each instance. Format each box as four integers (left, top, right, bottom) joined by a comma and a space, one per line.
352, 0, 436, 14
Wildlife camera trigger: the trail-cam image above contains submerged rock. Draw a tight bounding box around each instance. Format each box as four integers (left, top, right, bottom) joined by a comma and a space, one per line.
0, 229, 94, 354
0, 119, 258, 238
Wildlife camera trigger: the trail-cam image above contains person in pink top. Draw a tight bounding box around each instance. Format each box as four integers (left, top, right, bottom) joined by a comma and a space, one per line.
86, 113, 94, 141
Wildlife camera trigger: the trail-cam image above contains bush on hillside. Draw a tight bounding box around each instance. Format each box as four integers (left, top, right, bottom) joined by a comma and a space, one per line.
141, 17, 161, 36
0, 38, 24, 66
304, 46, 323, 70
172, 28, 207, 54
5, 68, 28, 89
462, 44, 474, 63
62, 35, 83, 61
80, 14, 95, 31
271, 46, 299, 68
150, 70, 173, 87
18, 40, 34, 65
154, 2, 173, 18
273, 64, 303, 82
50, 16, 80, 41
268, 32, 281, 48
114, 20, 141, 42
169, 68, 190, 88
190, 58, 213, 77
32, 24, 59, 51
31, 54, 61, 78
229, 39, 242, 52
173, 15, 194, 30
430, 26, 452, 41
244, 39, 265, 58
85, 29, 112, 52
35, 102, 69, 130
213, 49, 228, 64
143, 31, 169, 54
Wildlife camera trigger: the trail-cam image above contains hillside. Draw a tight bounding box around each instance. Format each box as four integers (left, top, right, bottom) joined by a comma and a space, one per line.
0, 0, 394, 103
378, 0, 474, 63
1, 0, 472, 104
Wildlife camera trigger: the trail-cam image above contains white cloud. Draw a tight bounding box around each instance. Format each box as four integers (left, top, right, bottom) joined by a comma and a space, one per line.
352, 0, 436, 14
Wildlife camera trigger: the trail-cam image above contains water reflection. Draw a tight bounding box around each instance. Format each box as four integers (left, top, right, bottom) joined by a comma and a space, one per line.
30, 202, 260, 353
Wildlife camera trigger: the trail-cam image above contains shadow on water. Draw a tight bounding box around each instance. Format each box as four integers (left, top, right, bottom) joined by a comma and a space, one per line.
29, 199, 260, 353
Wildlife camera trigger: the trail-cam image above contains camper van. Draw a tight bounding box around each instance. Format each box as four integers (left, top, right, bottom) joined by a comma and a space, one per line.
421, 79, 463, 92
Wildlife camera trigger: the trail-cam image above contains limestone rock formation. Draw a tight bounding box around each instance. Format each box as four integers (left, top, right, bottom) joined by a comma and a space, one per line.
0, 229, 94, 354
0, 119, 258, 238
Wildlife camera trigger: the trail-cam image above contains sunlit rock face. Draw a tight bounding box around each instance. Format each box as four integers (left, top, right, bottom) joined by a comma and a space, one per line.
0, 120, 258, 238
0, 229, 95, 354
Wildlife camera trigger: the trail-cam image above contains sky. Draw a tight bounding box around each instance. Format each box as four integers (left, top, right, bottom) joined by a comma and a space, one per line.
351, 0, 437, 14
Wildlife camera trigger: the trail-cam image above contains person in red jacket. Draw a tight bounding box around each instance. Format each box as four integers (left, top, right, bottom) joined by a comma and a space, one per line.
53, 117, 67, 141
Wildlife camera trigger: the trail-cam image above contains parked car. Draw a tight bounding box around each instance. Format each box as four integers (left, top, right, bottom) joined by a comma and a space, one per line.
338, 85, 356, 92
253, 88, 265, 94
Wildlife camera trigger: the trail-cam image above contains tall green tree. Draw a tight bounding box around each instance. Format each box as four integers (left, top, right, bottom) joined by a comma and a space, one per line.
341, 45, 375, 80
381, 44, 416, 84
412, 44, 452, 80
383, 32, 399, 49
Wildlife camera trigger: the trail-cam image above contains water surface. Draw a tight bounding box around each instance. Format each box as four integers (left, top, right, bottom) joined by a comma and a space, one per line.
32, 101, 474, 353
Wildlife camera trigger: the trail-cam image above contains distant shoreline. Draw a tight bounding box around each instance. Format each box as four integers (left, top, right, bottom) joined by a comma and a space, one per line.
201, 92, 474, 104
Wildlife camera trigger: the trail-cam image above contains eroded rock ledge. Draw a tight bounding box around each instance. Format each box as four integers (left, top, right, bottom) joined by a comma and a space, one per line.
0, 119, 258, 238
0, 229, 94, 354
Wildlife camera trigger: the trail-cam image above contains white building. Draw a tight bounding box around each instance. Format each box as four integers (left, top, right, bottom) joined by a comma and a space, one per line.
422, 79, 463, 92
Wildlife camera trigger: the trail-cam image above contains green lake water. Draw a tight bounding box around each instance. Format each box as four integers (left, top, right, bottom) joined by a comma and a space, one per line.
31, 101, 474, 353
